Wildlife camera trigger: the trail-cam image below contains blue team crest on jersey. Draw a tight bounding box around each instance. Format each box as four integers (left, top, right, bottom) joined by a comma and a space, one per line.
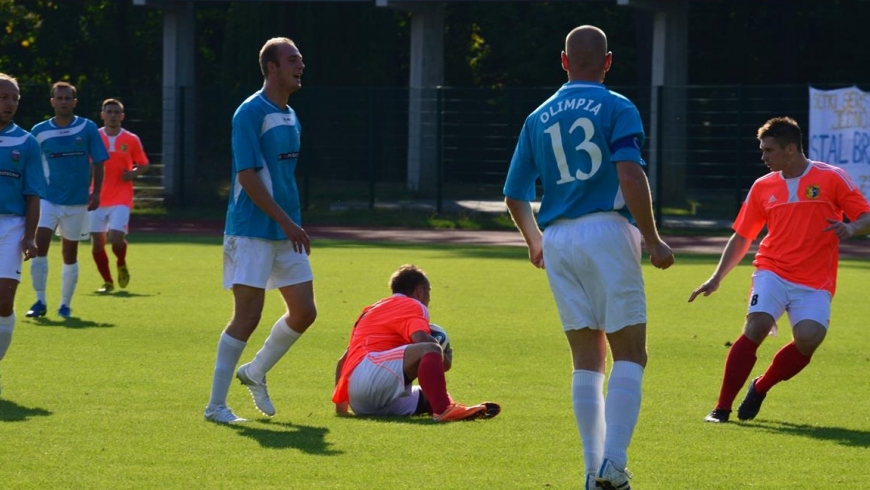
75, 136, 83, 146
11, 149, 21, 163
804, 185, 820, 199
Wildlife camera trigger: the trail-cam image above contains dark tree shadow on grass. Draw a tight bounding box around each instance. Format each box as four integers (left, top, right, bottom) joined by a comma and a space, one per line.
744, 420, 870, 448
89, 291, 153, 299
0, 399, 52, 422
26, 317, 114, 329
216, 420, 343, 455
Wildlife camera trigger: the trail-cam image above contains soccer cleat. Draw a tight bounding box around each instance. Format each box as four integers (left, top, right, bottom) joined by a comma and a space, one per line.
236, 363, 276, 416
433, 402, 487, 422
204, 405, 247, 424
25, 301, 47, 318
96, 282, 114, 293
596, 459, 633, 490
58, 305, 72, 319
584, 473, 598, 490
737, 377, 767, 421
704, 408, 731, 423
118, 264, 130, 289
481, 401, 501, 419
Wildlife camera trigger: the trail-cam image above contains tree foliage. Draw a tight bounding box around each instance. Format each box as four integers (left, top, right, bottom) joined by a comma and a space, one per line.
2, 0, 869, 97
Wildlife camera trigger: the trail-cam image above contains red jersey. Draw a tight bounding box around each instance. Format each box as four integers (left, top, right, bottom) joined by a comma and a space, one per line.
733, 161, 870, 295
99, 128, 149, 208
332, 294, 430, 404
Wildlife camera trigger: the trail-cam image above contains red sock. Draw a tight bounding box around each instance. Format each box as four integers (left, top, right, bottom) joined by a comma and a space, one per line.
113, 240, 128, 266
417, 352, 450, 415
755, 342, 811, 394
716, 335, 759, 411
93, 249, 113, 282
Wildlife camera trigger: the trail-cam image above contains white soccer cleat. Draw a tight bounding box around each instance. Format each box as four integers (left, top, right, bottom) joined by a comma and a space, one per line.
584, 473, 597, 490
204, 405, 247, 424
596, 459, 633, 490
236, 363, 276, 416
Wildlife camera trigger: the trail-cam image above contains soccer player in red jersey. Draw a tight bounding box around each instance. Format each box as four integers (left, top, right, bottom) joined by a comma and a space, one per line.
333, 264, 499, 422
690, 117, 870, 423
90, 99, 149, 293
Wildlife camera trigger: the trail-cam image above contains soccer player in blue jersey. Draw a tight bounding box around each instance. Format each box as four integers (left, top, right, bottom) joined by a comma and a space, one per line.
26, 82, 109, 320
0, 73, 45, 396
205, 37, 317, 424
503, 26, 674, 490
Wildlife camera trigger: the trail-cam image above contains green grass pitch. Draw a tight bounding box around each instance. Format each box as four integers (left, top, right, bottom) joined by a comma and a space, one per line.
2, 235, 869, 489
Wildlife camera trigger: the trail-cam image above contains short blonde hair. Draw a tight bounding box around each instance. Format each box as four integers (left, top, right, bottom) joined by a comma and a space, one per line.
102, 98, 125, 112
51, 81, 76, 98
259, 37, 296, 77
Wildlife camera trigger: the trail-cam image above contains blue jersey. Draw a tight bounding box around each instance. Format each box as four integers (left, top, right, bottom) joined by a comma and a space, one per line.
31, 116, 108, 206
0, 123, 44, 215
225, 91, 302, 241
503, 81, 646, 229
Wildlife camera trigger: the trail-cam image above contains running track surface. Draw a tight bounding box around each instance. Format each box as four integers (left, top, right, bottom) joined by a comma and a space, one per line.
131, 217, 870, 259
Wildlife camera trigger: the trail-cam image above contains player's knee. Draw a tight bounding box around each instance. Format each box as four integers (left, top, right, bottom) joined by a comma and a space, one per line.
232, 310, 262, 330
743, 314, 776, 342
290, 304, 317, 330
793, 323, 826, 355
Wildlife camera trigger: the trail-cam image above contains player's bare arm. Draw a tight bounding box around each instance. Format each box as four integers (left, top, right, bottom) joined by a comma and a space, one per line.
615, 160, 674, 270
505, 197, 544, 269
410, 329, 450, 369
88, 162, 105, 211
20, 194, 39, 261
236, 168, 310, 254
334, 350, 349, 414
823, 212, 870, 240
688, 233, 753, 302
122, 164, 148, 182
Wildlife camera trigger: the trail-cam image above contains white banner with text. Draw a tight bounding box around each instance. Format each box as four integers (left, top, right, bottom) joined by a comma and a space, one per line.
808, 86, 870, 199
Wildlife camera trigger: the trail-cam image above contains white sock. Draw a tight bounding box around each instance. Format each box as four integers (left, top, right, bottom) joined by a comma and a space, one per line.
61, 262, 79, 307
573, 369, 605, 476
0, 314, 15, 360
247, 317, 302, 381
603, 361, 644, 470
31, 256, 48, 303
207, 332, 246, 408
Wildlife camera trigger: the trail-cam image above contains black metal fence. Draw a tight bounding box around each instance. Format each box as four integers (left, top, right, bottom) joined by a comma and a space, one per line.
15, 83, 860, 224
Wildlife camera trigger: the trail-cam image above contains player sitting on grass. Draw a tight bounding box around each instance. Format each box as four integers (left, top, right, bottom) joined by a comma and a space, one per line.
333, 264, 499, 422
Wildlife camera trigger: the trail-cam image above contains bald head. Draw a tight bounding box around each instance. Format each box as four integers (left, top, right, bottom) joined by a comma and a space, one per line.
564, 25, 609, 80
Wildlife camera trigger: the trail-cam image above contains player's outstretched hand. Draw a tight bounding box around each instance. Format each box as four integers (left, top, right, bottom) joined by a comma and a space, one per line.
648, 240, 674, 270
823, 218, 856, 240
282, 220, 311, 255
688, 277, 721, 302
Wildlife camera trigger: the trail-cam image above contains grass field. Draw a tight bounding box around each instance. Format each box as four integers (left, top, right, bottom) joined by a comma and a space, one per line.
2, 235, 869, 489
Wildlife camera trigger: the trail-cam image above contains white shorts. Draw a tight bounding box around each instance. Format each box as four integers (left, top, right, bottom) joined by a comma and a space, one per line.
39, 200, 90, 241
222, 235, 314, 290
747, 270, 831, 329
347, 345, 420, 416
542, 212, 646, 333
0, 216, 25, 281
89, 205, 131, 234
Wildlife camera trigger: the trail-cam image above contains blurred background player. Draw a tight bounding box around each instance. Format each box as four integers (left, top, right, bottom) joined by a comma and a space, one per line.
204, 38, 317, 424
333, 264, 499, 421
690, 117, 870, 424
503, 26, 674, 490
90, 98, 149, 293
26, 82, 108, 319
0, 73, 44, 396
